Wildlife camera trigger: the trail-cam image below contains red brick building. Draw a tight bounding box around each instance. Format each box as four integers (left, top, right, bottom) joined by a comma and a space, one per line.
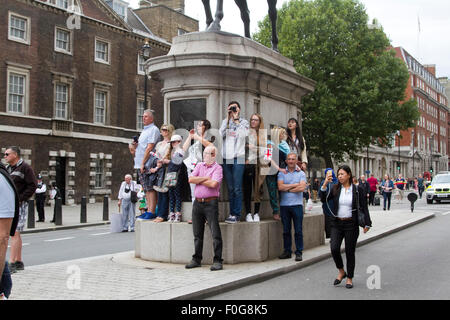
393, 47, 448, 176
0, 0, 171, 204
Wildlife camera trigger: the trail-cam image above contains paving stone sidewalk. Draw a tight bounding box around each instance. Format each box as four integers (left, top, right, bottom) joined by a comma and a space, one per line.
9, 198, 435, 300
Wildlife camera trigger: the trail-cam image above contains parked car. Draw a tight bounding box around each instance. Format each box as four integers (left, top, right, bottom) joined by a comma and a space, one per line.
425, 173, 450, 204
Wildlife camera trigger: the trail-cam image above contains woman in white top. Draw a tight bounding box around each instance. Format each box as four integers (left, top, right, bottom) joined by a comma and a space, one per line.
286, 118, 308, 166
118, 174, 139, 232
320, 165, 372, 289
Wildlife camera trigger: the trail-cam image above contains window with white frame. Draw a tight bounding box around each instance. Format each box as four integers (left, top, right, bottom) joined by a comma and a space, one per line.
55, 27, 72, 54
94, 159, 105, 188
8, 12, 30, 45
113, 2, 127, 20
94, 90, 107, 124
55, 83, 68, 119
137, 54, 146, 75
137, 100, 145, 130
7, 67, 29, 114
95, 39, 110, 64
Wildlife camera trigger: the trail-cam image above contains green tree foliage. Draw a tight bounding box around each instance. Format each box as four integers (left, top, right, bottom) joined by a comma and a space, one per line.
253, 0, 419, 167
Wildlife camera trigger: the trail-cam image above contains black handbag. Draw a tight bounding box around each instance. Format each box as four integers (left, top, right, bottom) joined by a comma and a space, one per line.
356, 189, 366, 228
130, 190, 138, 203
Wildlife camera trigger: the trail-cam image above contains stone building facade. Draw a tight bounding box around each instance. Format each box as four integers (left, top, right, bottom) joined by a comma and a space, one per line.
0, 0, 171, 204
135, 0, 198, 43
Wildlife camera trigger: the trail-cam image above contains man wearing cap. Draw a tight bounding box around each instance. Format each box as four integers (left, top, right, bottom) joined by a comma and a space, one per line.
185, 145, 224, 271
3, 146, 37, 273
35, 174, 47, 222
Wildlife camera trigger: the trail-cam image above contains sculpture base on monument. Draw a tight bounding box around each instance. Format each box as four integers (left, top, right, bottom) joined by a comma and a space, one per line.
135, 213, 324, 264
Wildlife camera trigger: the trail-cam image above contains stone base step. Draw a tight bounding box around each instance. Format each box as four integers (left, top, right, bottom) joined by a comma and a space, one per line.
135, 213, 325, 264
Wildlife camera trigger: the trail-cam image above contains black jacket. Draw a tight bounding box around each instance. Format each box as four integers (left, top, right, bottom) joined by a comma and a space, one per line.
0, 163, 20, 236
320, 183, 372, 227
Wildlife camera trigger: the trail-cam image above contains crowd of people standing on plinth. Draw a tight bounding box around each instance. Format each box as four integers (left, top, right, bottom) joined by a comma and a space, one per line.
125, 103, 373, 285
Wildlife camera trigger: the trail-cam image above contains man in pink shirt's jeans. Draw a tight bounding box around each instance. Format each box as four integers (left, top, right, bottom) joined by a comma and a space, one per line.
185, 146, 224, 271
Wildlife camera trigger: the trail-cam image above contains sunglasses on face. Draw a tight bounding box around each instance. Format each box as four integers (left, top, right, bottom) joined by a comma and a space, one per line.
4, 153, 10, 156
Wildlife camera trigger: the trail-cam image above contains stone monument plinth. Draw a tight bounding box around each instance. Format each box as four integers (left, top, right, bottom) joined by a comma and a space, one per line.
137, 31, 320, 264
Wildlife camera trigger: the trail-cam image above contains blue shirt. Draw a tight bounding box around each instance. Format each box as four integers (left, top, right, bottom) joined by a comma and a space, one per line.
134, 123, 161, 169
278, 169, 306, 206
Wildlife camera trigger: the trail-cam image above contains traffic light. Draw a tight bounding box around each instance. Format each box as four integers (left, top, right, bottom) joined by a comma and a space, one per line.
397, 162, 400, 171
430, 166, 433, 173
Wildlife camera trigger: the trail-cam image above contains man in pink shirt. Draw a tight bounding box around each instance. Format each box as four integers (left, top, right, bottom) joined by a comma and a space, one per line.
367, 174, 378, 206
185, 146, 224, 271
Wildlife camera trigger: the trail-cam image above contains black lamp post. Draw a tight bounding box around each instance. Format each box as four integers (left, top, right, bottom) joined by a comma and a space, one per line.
139, 39, 151, 109
412, 130, 415, 178
397, 130, 401, 173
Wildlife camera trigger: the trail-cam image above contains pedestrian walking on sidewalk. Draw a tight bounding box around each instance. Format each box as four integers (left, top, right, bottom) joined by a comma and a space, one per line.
4, 146, 37, 274
394, 174, 406, 202
417, 174, 425, 199
185, 146, 224, 271
49, 182, 61, 223
118, 174, 138, 232
277, 152, 307, 262
0, 161, 19, 298
35, 174, 46, 222
367, 174, 378, 206
381, 174, 394, 211
320, 165, 372, 289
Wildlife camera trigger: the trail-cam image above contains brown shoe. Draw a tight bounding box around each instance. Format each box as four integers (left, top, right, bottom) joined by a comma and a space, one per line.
153, 217, 164, 223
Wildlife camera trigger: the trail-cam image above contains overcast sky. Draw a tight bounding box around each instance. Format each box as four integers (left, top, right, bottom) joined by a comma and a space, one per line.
129, 0, 450, 78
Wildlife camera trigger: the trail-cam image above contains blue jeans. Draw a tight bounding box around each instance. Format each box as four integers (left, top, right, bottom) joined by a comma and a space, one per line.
157, 191, 169, 220
0, 262, 12, 298
223, 159, 245, 218
280, 205, 304, 254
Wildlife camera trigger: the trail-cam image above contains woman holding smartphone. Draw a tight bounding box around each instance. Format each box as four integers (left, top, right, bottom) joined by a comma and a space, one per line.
320, 165, 372, 289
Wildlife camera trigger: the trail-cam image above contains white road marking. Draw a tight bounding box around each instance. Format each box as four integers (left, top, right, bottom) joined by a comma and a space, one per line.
44, 237, 75, 242
442, 212, 450, 216
90, 232, 111, 236
8, 243, 29, 248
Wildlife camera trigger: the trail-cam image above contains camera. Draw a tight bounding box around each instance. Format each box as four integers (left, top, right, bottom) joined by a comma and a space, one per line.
229, 106, 237, 113
132, 135, 139, 143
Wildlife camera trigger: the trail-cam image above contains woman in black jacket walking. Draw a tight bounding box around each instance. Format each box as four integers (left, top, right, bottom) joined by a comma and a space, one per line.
320, 165, 372, 289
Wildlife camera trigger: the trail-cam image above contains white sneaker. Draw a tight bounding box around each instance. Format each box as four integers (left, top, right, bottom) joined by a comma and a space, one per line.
253, 213, 260, 222
168, 212, 175, 223
246, 213, 253, 222
174, 213, 182, 223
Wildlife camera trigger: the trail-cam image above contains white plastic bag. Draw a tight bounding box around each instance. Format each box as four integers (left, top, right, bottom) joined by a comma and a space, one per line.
306, 198, 313, 211
110, 207, 123, 233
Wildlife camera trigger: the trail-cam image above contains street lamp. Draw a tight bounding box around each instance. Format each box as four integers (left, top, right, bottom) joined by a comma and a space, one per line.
139, 39, 152, 109
412, 129, 415, 178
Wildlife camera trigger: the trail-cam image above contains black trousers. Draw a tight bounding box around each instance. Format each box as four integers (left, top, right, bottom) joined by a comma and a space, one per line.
192, 199, 223, 264
330, 219, 359, 279
369, 191, 376, 205
35, 194, 46, 221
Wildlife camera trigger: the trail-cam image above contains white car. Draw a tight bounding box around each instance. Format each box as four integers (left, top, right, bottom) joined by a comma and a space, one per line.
426, 173, 450, 204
